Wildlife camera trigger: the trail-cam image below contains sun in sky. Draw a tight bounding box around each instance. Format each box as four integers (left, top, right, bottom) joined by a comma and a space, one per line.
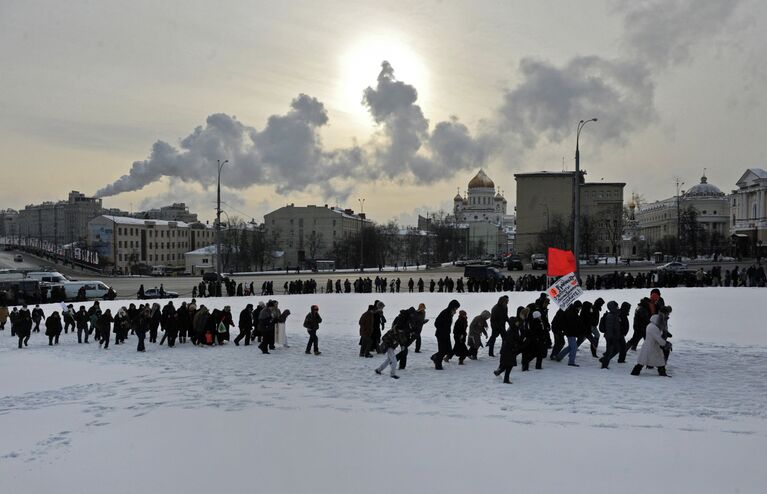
337, 34, 430, 125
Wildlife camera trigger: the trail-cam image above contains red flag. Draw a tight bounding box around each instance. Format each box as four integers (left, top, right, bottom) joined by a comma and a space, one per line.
547, 248, 576, 277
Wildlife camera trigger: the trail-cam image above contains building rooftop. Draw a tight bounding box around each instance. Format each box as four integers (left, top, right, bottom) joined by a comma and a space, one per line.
97, 215, 191, 228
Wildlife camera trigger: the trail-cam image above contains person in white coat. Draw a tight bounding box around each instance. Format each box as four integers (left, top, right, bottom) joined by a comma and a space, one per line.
631, 313, 671, 377
275, 309, 291, 347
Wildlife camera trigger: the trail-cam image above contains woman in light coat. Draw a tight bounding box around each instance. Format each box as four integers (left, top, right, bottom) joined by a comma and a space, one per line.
631, 314, 670, 377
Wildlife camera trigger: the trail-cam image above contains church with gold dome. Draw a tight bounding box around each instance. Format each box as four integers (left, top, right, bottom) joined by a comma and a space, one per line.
448, 169, 515, 256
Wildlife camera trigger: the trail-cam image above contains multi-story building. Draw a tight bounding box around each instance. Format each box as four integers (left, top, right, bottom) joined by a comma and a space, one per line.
88, 215, 215, 273
636, 174, 730, 248
514, 171, 625, 256
133, 203, 199, 223
731, 168, 767, 256
264, 204, 369, 267
17, 191, 103, 245
0, 209, 19, 239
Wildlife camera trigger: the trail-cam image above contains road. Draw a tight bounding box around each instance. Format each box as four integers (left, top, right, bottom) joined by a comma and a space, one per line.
1, 248, 756, 300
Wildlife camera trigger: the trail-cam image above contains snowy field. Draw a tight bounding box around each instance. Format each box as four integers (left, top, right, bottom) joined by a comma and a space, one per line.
1, 288, 766, 494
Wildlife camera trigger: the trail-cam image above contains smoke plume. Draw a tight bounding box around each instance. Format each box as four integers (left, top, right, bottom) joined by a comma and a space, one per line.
96, 0, 743, 200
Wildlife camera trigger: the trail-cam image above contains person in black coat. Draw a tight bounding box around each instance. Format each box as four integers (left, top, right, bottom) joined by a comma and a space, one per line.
627, 298, 651, 351
598, 301, 623, 368
75, 306, 89, 344
451, 310, 469, 364
235, 304, 254, 346
521, 308, 547, 371
495, 306, 526, 383
159, 302, 178, 347
487, 295, 509, 357
136, 306, 150, 352
16, 306, 32, 348
98, 309, 114, 349
431, 300, 460, 370
31, 305, 45, 332
550, 308, 567, 359
148, 304, 161, 343
45, 312, 62, 345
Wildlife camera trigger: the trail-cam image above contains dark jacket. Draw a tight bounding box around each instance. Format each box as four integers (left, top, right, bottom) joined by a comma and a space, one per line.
303, 312, 322, 331
490, 297, 508, 336
551, 309, 566, 335
434, 300, 460, 337
564, 304, 583, 337
238, 308, 253, 330
45, 314, 62, 336
599, 301, 621, 339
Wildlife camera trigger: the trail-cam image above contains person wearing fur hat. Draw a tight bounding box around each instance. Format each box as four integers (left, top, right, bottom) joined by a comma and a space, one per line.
467, 310, 490, 361
452, 310, 470, 363
521, 308, 547, 371
631, 309, 671, 377
431, 300, 460, 370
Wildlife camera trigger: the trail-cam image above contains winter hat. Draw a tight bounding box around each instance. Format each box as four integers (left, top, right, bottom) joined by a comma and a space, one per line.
311, 305, 319, 311
532, 311, 541, 319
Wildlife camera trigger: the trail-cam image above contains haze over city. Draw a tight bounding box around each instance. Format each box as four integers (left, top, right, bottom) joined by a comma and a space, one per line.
2, 0, 765, 223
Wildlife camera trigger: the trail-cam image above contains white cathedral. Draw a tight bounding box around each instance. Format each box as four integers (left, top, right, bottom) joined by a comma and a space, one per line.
448, 169, 515, 257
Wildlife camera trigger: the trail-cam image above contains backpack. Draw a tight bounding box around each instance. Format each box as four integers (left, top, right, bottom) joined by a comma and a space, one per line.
598, 316, 606, 334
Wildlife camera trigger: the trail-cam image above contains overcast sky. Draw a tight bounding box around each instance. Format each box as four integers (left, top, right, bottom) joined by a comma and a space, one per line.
1, 0, 765, 224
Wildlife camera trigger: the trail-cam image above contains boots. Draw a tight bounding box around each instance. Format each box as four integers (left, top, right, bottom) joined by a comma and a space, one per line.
431, 354, 444, 370
658, 366, 670, 377
631, 364, 642, 376
590, 345, 598, 358
493, 368, 503, 376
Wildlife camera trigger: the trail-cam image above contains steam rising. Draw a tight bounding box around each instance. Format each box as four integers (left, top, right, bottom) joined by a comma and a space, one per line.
96, 0, 742, 200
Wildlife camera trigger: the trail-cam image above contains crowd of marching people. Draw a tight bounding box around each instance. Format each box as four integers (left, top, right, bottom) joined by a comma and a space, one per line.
1, 286, 675, 384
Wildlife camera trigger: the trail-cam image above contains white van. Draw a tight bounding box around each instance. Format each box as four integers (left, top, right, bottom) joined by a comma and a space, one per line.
25, 271, 69, 283
56, 281, 112, 301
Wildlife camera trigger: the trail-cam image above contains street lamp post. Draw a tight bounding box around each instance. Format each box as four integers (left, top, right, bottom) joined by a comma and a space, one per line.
675, 177, 685, 259
573, 118, 597, 282
358, 198, 365, 272
216, 159, 229, 276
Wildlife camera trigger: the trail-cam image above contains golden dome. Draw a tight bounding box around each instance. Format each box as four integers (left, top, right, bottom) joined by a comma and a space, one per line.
468, 169, 495, 189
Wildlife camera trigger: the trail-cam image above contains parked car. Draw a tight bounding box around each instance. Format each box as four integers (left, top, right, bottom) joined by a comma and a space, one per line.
56, 281, 113, 301
143, 288, 179, 299
658, 261, 688, 272
202, 272, 224, 283
531, 253, 547, 270
464, 265, 505, 281
507, 255, 524, 271
13, 254, 23, 262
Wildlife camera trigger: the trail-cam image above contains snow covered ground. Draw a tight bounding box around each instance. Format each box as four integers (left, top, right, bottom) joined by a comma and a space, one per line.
1, 288, 766, 493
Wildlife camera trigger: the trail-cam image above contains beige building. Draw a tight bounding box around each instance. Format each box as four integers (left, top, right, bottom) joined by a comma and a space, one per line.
636, 174, 730, 247
0, 209, 19, 238
133, 203, 199, 223
515, 171, 625, 256
731, 168, 767, 255
264, 204, 369, 267
88, 215, 215, 273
